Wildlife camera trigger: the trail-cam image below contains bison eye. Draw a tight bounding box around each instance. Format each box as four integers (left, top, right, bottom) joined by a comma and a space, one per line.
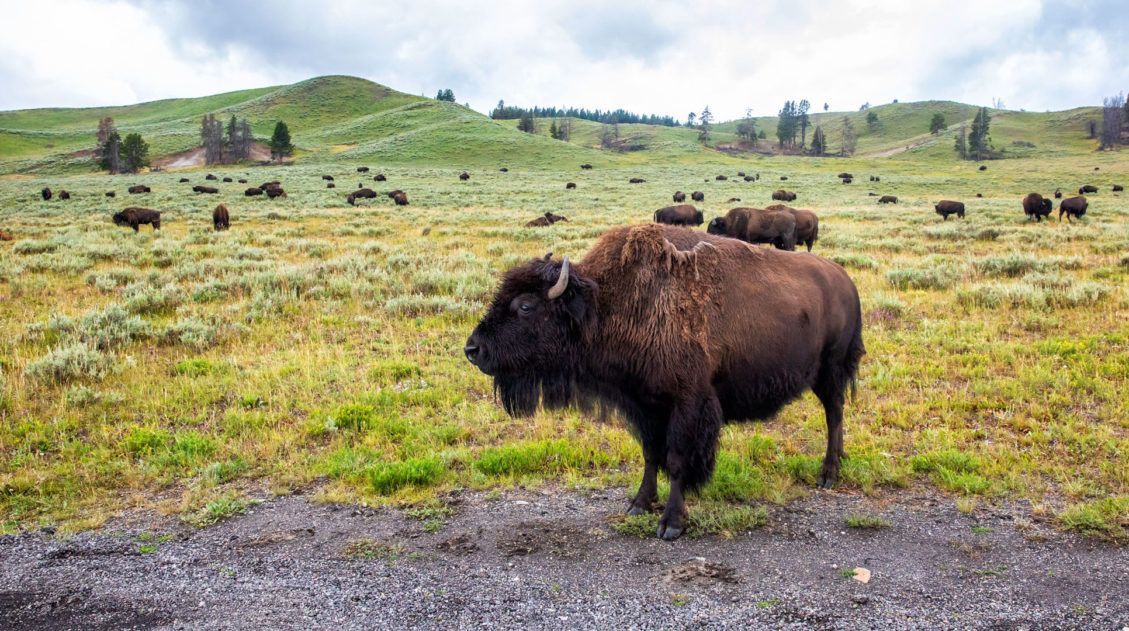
518, 303, 533, 315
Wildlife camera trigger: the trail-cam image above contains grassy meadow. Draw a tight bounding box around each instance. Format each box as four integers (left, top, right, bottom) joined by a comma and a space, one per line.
1, 151, 1126, 540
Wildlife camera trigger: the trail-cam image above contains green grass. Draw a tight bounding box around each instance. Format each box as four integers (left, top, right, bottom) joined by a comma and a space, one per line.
844, 513, 891, 529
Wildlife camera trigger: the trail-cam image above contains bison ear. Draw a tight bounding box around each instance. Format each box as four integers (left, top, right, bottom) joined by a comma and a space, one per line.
562, 275, 596, 333
543, 252, 553, 261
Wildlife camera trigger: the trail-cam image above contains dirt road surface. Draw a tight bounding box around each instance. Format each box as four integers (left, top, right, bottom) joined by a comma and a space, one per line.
1, 489, 1124, 630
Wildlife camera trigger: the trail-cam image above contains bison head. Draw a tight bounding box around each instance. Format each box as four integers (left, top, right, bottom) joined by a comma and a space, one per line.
465, 254, 596, 417
112, 212, 128, 226
706, 217, 727, 235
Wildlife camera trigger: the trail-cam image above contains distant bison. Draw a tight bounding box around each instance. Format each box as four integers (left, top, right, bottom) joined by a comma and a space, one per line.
238, 179, 247, 184
526, 212, 568, 227
244, 187, 263, 196
105, 191, 116, 198
934, 200, 965, 220
459, 172, 470, 181
870, 176, 880, 182
1022, 193, 1053, 222
266, 187, 286, 199
357, 166, 370, 173
1059, 196, 1087, 222
566, 182, 576, 189
128, 185, 151, 194
772, 190, 797, 202
707, 207, 797, 251
500, 167, 509, 172
222, 177, 232, 183
260, 181, 280, 190
347, 188, 378, 206
878, 195, 898, 204
41, 187, 52, 201
59, 190, 71, 200
654, 204, 703, 227
193, 185, 219, 194
374, 174, 387, 182
978, 165, 987, 171
780, 176, 788, 181
179, 178, 190, 183
727, 197, 741, 203
765, 204, 819, 252
673, 191, 686, 202
837, 173, 852, 179
716, 175, 728, 181
392, 191, 409, 206
691, 191, 705, 202
743, 175, 754, 182
841, 177, 852, 184
322, 175, 334, 181
327, 182, 336, 189
629, 177, 645, 184
213, 204, 230, 231
1054, 188, 1062, 199
113, 207, 161, 232
1112, 185, 1123, 192
580, 164, 593, 170
0, 230, 12, 241
975, 193, 983, 198
206, 174, 217, 181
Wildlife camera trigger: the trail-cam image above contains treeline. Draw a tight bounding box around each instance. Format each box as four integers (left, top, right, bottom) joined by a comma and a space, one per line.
491, 101, 679, 126
201, 114, 254, 165
93, 118, 148, 174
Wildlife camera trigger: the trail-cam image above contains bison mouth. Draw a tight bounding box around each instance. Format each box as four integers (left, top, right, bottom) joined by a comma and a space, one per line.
493, 370, 576, 418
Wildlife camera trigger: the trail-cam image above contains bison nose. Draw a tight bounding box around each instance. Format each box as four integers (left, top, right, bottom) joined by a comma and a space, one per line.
464, 342, 480, 364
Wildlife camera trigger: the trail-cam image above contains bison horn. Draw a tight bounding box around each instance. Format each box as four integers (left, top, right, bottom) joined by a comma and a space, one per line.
547, 256, 570, 300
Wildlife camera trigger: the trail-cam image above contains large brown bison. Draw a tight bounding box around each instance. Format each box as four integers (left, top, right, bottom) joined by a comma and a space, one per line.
878, 195, 898, 204
707, 207, 797, 251
772, 189, 797, 202
1022, 193, 1053, 222
464, 225, 864, 540
673, 191, 686, 203
765, 204, 819, 252
128, 185, 151, 194
266, 187, 286, 199
213, 204, 230, 231
1059, 196, 1087, 222
244, 187, 263, 196
1079, 185, 1098, 194
327, 182, 336, 189
978, 165, 987, 171
347, 188, 378, 206
112, 207, 161, 232
193, 185, 219, 194
691, 191, 705, 202
392, 191, 409, 206
653, 204, 703, 227
934, 200, 965, 220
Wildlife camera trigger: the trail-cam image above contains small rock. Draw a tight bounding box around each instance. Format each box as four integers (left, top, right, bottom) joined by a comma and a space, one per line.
852, 594, 869, 605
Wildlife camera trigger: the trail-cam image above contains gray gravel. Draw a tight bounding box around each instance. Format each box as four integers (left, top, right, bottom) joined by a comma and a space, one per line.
1, 488, 1125, 630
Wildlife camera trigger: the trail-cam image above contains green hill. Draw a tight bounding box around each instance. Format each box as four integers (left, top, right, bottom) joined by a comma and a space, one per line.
0, 76, 1107, 174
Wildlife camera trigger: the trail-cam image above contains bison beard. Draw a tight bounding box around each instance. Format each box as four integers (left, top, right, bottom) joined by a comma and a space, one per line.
466, 226, 864, 540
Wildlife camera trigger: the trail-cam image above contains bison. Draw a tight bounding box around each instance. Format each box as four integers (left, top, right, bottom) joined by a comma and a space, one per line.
870, 176, 880, 182
128, 185, 151, 194
879, 195, 898, 204
837, 173, 852, 179
206, 174, 217, 181
179, 178, 190, 183
716, 175, 728, 181
222, 177, 232, 183
244, 187, 263, 196
464, 225, 864, 539
841, 177, 853, 184
707, 207, 797, 251
978, 165, 987, 171
691, 191, 705, 202
1022, 193, 1053, 222
105, 191, 116, 198
59, 190, 71, 200
743, 175, 754, 182
765, 204, 819, 252
772, 190, 797, 202
392, 191, 409, 206
112, 207, 161, 232
460, 172, 470, 181
374, 174, 387, 182
260, 181, 280, 190
500, 168, 509, 173
266, 187, 286, 199
580, 164, 593, 170
213, 204, 230, 231
780, 176, 788, 181
653, 204, 704, 227
327, 182, 336, 189
727, 197, 741, 203
629, 178, 645, 184
193, 185, 219, 194
525, 212, 568, 227
1059, 196, 1087, 222
1113, 185, 1124, 192
1079, 185, 1098, 194
238, 179, 247, 184
347, 188, 378, 206
322, 175, 334, 181
673, 191, 686, 203
1054, 188, 1062, 199
934, 200, 965, 220
566, 182, 577, 189
357, 166, 370, 173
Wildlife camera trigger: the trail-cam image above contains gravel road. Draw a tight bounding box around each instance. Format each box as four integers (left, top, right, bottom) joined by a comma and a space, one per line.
1, 488, 1125, 630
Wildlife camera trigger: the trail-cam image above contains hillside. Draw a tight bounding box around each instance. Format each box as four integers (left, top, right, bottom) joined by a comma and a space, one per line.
0, 76, 1107, 174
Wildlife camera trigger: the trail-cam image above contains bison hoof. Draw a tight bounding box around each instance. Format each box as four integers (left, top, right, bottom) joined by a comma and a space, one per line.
656, 523, 683, 541
626, 504, 648, 517
816, 471, 838, 489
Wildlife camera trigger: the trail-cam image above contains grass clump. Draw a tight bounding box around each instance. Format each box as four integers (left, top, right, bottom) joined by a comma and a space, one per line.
473, 439, 609, 477
183, 493, 251, 527
844, 513, 891, 529
173, 358, 215, 377
886, 266, 960, 290
24, 342, 115, 384
123, 427, 172, 456
366, 457, 445, 494
1058, 497, 1128, 541
911, 449, 991, 495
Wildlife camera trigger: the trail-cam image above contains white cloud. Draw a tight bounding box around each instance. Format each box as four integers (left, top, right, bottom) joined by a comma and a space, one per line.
0, 0, 1123, 118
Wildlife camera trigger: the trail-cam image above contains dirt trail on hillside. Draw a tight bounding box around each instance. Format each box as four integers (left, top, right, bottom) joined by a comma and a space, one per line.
0, 489, 1124, 629
154, 142, 273, 169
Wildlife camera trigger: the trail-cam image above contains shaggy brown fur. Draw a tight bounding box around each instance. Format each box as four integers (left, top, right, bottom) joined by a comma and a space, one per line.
566, 182, 576, 189
465, 225, 864, 540
653, 205, 703, 227
1059, 196, 1087, 222
193, 185, 219, 194
266, 187, 286, 199
244, 187, 263, 196
771, 189, 797, 202
691, 191, 704, 202
765, 204, 819, 252
707, 207, 797, 250
392, 191, 409, 206
1022, 193, 1053, 222
212, 204, 230, 231
113, 207, 161, 232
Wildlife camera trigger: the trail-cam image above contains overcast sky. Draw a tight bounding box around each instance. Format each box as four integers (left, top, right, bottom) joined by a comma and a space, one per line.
1, 0, 1126, 121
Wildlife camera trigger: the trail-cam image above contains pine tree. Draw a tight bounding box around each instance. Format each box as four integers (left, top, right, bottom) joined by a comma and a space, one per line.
686, 112, 696, 128
866, 111, 879, 127
810, 125, 826, 156
968, 107, 992, 160
698, 106, 713, 141
954, 124, 968, 159
777, 100, 797, 148
120, 133, 149, 173
549, 119, 559, 140
239, 119, 253, 159
737, 108, 757, 142
839, 116, 857, 156
930, 113, 946, 134
226, 115, 239, 161
269, 121, 294, 161
95, 117, 122, 173
798, 100, 811, 147
517, 112, 535, 133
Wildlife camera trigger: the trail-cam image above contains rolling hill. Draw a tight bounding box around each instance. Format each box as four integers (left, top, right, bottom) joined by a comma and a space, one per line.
0, 75, 1107, 174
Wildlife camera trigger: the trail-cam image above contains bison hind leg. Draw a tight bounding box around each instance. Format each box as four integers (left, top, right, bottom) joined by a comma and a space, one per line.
812, 327, 865, 489
657, 392, 723, 540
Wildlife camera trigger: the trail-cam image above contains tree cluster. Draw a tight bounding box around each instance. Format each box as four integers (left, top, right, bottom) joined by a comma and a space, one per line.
736, 108, 757, 142
93, 117, 148, 173
967, 107, 992, 160
930, 113, 946, 134
269, 121, 293, 161
1099, 92, 1126, 149
549, 118, 571, 141
809, 125, 826, 156
435, 89, 456, 102
201, 114, 254, 165
490, 101, 678, 126
775, 100, 810, 149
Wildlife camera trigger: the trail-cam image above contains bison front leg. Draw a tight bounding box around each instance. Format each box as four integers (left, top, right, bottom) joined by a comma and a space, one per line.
657, 392, 722, 541
627, 457, 659, 516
